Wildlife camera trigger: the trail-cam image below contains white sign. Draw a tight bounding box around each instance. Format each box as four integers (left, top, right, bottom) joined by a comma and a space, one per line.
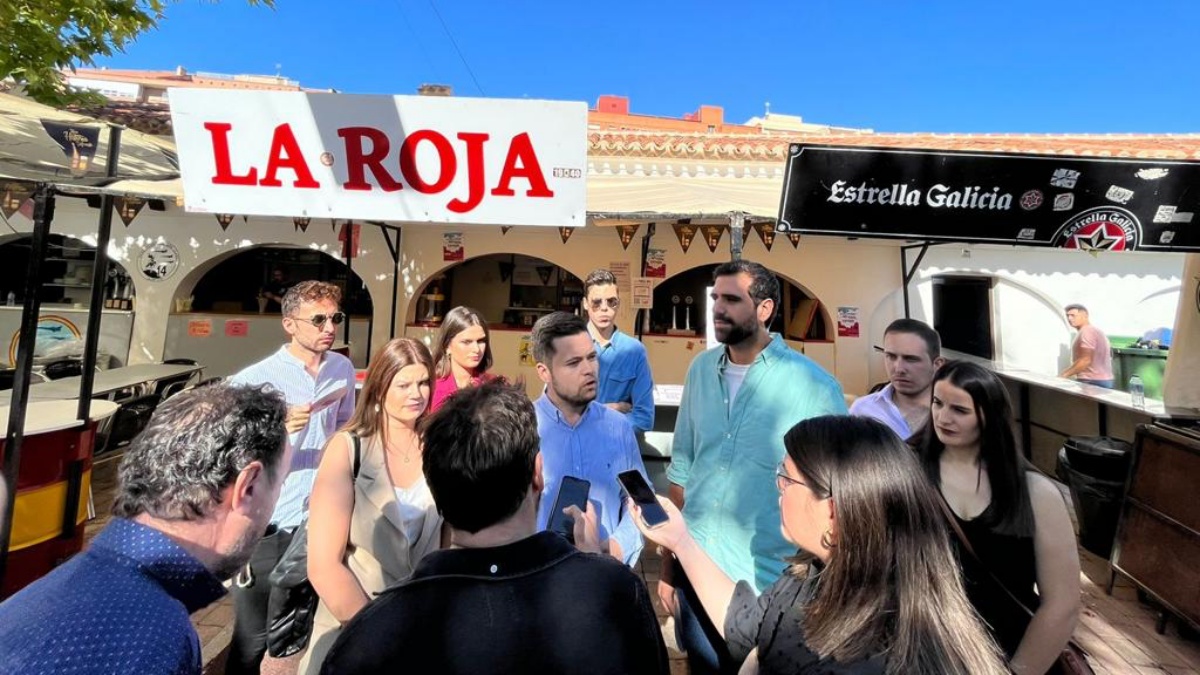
169, 90, 588, 227
631, 277, 654, 310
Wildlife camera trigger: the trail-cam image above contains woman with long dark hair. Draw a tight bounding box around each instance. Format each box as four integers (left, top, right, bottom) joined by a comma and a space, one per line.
299, 338, 445, 673
634, 415, 1007, 674
430, 306, 495, 412
914, 360, 1080, 674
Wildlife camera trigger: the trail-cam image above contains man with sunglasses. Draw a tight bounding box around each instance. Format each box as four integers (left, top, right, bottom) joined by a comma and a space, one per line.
226, 280, 357, 674
583, 268, 655, 433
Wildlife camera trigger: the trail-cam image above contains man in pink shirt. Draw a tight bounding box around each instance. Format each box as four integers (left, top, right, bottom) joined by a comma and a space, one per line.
1060, 304, 1114, 388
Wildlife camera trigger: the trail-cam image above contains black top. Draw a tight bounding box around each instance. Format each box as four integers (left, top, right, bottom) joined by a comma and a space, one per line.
724, 569, 885, 675
954, 509, 1039, 657
320, 531, 668, 675
263, 281, 291, 313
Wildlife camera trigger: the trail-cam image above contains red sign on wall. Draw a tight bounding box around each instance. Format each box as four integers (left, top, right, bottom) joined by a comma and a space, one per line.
225, 320, 249, 337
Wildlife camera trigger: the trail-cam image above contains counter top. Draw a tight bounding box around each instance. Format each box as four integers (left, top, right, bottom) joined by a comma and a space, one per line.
0, 399, 119, 435
28, 363, 203, 401
942, 349, 1169, 417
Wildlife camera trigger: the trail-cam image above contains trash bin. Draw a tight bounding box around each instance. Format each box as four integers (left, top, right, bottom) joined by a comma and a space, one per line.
1057, 436, 1134, 559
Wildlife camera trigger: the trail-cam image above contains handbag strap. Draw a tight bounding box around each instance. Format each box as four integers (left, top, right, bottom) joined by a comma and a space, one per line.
351, 432, 361, 479
936, 493, 1038, 621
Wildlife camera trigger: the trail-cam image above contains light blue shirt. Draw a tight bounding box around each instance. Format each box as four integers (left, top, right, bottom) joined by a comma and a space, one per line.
849, 384, 913, 440
594, 328, 655, 432
230, 345, 356, 529
534, 395, 647, 566
667, 334, 847, 592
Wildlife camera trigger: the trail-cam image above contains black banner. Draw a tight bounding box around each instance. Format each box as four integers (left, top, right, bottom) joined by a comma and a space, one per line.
40, 120, 102, 176
776, 144, 1200, 252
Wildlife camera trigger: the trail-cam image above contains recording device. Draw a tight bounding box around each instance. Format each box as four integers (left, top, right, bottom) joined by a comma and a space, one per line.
547, 476, 591, 543
617, 470, 669, 529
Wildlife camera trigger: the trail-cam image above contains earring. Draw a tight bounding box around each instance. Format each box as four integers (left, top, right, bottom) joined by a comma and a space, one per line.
374, 403, 381, 413
820, 530, 837, 550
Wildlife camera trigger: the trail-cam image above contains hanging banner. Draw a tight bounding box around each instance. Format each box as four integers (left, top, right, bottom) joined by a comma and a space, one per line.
752, 221, 776, 251
1, 182, 34, 219
786, 232, 802, 248
559, 226, 575, 243
701, 224, 726, 253
293, 217, 311, 232
215, 213, 234, 230
777, 144, 1200, 252
645, 248, 667, 278
40, 121, 101, 176
672, 223, 697, 253
170, 90, 588, 227
616, 223, 640, 250
443, 232, 464, 261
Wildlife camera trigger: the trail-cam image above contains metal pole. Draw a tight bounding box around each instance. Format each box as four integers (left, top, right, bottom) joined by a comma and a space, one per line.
901, 247, 910, 319
0, 185, 57, 584
636, 222, 655, 340
343, 223, 354, 346
730, 212, 745, 261
77, 126, 122, 421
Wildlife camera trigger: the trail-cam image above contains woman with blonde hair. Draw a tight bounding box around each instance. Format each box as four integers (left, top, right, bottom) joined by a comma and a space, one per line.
430, 306, 496, 412
638, 415, 1008, 675
299, 338, 445, 673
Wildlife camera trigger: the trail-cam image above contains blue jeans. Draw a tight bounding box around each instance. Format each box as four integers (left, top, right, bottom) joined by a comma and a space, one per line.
674, 564, 738, 675
1078, 378, 1114, 389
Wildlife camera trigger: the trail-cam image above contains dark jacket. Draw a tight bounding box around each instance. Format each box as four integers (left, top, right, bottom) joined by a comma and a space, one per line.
320, 531, 669, 675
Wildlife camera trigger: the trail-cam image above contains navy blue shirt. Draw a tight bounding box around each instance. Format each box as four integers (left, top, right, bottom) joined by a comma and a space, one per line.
0, 518, 227, 674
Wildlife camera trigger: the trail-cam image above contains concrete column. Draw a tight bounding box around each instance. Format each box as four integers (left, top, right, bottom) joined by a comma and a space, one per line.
1162, 253, 1200, 409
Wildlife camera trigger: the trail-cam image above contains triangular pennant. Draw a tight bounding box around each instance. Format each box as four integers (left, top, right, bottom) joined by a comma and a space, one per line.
501, 226, 513, 235
114, 196, 146, 227
499, 261, 515, 282
615, 224, 640, 250
752, 221, 776, 251
215, 213, 234, 230
536, 265, 553, 285
672, 223, 697, 253
701, 224, 727, 253
2, 182, 35, 219
293, 217, 311, 233
242, 215, 249, 223
787, 232, 802, 248
559, 227, 574, 244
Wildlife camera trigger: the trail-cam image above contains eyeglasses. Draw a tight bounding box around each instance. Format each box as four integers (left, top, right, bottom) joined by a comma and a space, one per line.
589, 297, 620, 310
292, 312, 345, 328
776, 462, 806, 494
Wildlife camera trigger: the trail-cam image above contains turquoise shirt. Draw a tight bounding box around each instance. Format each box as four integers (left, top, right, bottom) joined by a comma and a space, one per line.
666, 334, 847, 591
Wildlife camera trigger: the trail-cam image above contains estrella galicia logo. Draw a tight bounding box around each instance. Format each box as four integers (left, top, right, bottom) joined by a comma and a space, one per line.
1052, 206, 1141, 252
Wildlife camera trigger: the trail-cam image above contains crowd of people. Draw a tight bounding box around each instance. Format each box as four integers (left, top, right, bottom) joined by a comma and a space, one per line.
0, 261, 1085, 674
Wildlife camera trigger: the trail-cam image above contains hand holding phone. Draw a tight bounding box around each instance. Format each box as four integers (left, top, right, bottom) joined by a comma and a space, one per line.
547, 476, 590, 544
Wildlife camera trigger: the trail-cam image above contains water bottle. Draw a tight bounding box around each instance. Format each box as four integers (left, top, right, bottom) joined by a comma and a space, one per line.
5, 291, 14, 306
1128, 375, 1145, 409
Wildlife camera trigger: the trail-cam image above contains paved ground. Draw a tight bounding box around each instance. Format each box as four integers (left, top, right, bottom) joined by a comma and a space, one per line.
80, 451, 1196, 674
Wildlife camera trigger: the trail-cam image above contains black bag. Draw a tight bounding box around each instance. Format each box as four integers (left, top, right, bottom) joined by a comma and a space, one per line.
265, 434, 361, 658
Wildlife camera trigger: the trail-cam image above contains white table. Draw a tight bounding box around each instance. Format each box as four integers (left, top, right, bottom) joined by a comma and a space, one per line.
0, 399, 119, 434
27, 363, 204, 401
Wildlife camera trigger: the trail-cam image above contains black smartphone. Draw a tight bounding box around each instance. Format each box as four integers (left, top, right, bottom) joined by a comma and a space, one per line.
547, 476, 591, 543
617, 470, 669, 529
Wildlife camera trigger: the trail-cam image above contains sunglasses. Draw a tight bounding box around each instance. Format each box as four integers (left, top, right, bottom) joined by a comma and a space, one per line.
293, 312, 345, 328
589, 297, 620, 310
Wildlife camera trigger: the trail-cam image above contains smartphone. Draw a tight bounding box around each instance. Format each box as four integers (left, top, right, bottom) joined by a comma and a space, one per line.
547, 476, 591, 543
617, 470, 669, 529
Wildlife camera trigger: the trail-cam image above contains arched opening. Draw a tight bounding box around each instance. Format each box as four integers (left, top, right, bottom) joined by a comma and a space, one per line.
0, 234, 134, 309
410, 253, 582, 329
179, 246, 373, 317
648, 262, 833, 342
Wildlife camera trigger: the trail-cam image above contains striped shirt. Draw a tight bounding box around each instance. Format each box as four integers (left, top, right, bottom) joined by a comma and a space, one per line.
229, 345, 356, 530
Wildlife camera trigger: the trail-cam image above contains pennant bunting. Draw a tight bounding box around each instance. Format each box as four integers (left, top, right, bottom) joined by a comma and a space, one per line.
559, 227, 575, 244
616, 224, 640, 250
215, 213, 235, 230
114, 196, 146, 227
672, 223, 697, 253
701, 224, 727, 253
752, 221, 776, 251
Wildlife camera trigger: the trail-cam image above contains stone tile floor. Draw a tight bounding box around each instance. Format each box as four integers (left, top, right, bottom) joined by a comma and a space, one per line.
79, 452, 1196, 674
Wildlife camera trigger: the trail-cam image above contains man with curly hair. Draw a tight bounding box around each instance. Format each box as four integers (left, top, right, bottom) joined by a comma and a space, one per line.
0, 384, 290, 674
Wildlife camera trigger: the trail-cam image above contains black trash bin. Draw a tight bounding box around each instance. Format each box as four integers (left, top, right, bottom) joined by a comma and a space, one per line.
1057, 436, 1134, 559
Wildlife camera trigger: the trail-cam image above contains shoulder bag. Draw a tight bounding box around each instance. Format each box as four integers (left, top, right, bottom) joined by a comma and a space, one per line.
265, 433, 361, 658
936, 496, 1095, 675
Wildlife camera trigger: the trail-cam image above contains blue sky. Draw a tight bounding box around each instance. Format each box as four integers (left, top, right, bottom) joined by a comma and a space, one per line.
96, 0, 1200, 134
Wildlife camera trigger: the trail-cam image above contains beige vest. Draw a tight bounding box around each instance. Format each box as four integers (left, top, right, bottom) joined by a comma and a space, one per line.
299, 432, 442, 674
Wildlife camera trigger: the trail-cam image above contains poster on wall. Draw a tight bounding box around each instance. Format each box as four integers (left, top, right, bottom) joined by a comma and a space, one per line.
777, 144, 1200, 252
837, 306, 860, 338
225, 320, 249, 337
645, 248, 667, 278
518, 335, 535, 366
609, 261, 631, 296
139, 241, 180, 281
443, 232, 464, 261
188, 319, 212, 338
631, 277, 654, 310
170, 90, 588, 227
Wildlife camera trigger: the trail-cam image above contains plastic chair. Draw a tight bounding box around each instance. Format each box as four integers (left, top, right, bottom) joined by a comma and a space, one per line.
100, 393, 161, 454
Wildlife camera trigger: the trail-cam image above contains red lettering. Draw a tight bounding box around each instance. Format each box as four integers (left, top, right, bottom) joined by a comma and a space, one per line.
399, 130, 456, 194
338, 127, 402, 192
259, 124, 320, 188
491, 133, 554, 198
205, 122, 257, 185
448, 132, 489, 213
